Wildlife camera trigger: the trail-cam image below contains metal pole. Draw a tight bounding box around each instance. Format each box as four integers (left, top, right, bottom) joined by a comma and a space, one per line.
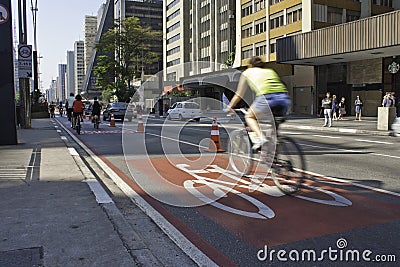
0, 0, 18, 144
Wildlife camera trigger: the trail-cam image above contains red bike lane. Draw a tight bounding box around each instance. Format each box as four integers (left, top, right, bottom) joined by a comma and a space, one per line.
59, 117, 400, 265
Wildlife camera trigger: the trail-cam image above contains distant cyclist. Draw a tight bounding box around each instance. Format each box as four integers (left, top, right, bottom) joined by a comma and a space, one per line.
91, 97, 101, 123
66, 93, 75, 122
72, 94, 84, 128
58, 100, 64, 117
226, 56, 290, 149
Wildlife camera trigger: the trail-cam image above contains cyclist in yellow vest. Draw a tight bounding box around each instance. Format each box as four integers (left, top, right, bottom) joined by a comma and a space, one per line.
227, 56, 290, 149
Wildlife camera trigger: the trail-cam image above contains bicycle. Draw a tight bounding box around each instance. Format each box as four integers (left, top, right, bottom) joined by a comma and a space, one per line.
227, 108, 306, 195
93, 114, 100, 129
73, 113, 82, 135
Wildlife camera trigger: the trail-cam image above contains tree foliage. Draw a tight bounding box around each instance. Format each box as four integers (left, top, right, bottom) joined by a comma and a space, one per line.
94, 17, 162, 102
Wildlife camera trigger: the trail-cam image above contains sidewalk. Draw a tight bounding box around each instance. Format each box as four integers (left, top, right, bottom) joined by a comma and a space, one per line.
198, 112, 392, 136
0, 119, 167, 266
281, 116, 392, 136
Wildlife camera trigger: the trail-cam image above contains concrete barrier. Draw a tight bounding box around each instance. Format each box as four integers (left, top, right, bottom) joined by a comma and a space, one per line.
377, 107, 396, 131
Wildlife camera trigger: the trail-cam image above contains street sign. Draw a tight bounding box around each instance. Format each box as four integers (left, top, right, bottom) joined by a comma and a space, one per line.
0, 4, 10, 25
18, 44, 32, 78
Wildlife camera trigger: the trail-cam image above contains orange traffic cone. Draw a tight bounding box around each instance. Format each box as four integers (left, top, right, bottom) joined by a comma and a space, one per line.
136, 113, 145, 133
208, 117, 225, 153
109, 113, 116, 127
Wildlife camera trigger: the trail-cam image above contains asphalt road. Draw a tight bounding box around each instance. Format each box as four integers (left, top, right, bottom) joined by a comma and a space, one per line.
58, 115, 400, 266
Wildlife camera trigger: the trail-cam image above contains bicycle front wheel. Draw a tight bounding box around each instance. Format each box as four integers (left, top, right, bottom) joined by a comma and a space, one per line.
271, 136, 305, 194
227, 129, 253, 177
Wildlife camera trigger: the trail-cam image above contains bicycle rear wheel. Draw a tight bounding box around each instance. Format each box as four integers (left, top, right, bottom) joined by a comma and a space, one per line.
228, 129, 253, 176
271, 136, 305, 194
76, 119, 81, 135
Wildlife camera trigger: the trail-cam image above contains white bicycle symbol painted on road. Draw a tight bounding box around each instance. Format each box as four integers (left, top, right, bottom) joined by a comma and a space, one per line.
179, 164, 352, 219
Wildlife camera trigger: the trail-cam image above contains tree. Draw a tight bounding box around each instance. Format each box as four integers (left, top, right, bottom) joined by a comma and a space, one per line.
94, 17, 162, 102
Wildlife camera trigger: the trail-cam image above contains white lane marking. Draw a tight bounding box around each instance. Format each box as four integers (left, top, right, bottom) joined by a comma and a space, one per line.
312, 135, 341, 139
54, 125, 58, 128
147, 133, 210, 150
355, 139, 394, 145
68, 147, 79, 156
84, 179, 114, 204
339, 128, 357, 133
304, 170, 400, 198
56, 120, 217, 267
60, 136, 67, 140
371, 153, 400, 160
280, 131, 305, 135
57, 130, 61, 133
300, 143, 397, 158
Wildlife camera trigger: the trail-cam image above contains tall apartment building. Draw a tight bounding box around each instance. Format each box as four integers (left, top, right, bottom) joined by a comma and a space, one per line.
115, 0, 163, 76
57, 64, 67, 101
84, 15, 98, 74
163, 0, 236, 82
237, 0, 400, 116
66, 51, 75, 97
74, 40, 85, 95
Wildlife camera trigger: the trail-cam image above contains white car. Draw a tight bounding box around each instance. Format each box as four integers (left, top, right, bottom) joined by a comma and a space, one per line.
392, 117, 400, 137
167, 101, 201, 122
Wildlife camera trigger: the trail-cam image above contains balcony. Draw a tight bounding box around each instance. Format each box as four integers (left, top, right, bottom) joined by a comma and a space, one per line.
277, 10, 400, 65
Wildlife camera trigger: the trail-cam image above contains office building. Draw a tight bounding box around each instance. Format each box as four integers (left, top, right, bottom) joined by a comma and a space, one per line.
163, 0, 236, 82
66, 51, 75, 97
57, 64, 67, 101
236, 0, 400, 116
74, 40, 85, 95
84, 15, 98, 74
115, 0, 163, 76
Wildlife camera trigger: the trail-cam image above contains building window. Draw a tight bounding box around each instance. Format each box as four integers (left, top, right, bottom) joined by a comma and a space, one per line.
167, 34, 180, 45
287, 5, 302, 24
242, 45, 253, 60
166, 72, 177, 82
241, 23, 253, 38
269, 39, 277, 54
270, 0, 284, 5
167, 0, 180, 10
270, 14, 284, 29
346, 10, 360, 22
167, 46, 180, 56
327, 7, 343, 24
255, 0, 266, 12
167, 9, 180, 21
167, 22, 180, 33
167, 58, 180, 67
255, 18, 266, 35
255, 41, 267, 56
241, 2, 253, 17
373, 0, 392, 7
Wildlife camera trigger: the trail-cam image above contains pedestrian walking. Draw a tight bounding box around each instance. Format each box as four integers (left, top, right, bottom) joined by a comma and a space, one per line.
338, 97, 346, 120
322, 92, 332, 127
332, 95, 339, 120
354, 96, 363, 121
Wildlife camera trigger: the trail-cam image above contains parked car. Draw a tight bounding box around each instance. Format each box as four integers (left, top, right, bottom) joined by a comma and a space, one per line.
103, 102, 131, 121
167, 101, 201, 122
392, 117, 400, 137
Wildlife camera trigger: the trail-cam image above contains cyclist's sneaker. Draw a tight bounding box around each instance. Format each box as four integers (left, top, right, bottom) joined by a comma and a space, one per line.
252, 136, 267, 150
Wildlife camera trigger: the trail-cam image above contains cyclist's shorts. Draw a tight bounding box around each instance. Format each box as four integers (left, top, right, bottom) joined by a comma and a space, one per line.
73, 112, 83, 117
252, 92, 290, 116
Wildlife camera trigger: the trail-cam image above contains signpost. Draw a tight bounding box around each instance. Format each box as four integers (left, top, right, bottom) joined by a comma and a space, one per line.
0, 0, 17, 145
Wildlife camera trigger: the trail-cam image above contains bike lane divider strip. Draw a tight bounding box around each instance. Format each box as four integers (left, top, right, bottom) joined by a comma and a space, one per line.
124, 155, 400, 250
55, 119, 226, 267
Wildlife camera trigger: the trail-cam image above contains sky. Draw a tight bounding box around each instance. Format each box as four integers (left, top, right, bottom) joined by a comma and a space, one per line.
11, 0, 105, 89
